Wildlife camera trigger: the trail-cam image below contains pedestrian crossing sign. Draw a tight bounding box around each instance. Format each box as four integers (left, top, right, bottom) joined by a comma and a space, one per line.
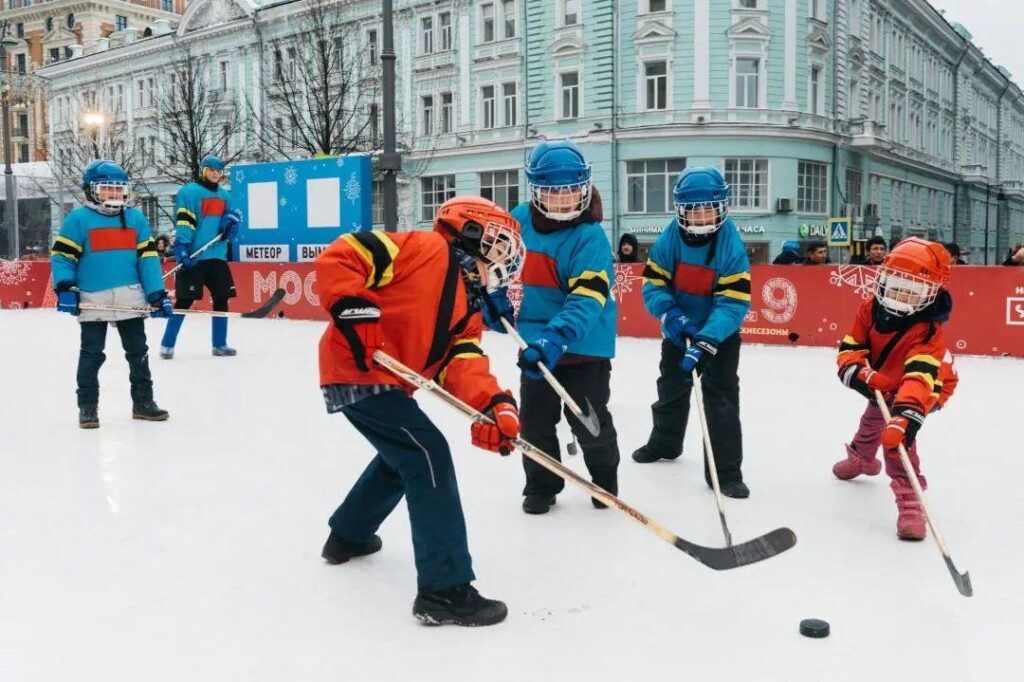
828, 218, 852, 247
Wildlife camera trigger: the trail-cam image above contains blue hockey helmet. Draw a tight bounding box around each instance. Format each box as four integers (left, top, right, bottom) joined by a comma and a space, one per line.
782, 239, 800, 252
673, 166, 730, 237
200, 155, 226, 183
82, 159, 131, 214
525, 139, 593, 221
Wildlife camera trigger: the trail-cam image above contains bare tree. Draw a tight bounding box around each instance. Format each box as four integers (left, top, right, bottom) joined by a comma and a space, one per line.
248, 0, 378, 159
151, 43, 247, 186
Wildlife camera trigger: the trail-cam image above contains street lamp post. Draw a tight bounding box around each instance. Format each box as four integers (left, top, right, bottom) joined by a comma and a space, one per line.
82, 112, 106, 159
380, 0, 401, 232
1, 21, 19, 259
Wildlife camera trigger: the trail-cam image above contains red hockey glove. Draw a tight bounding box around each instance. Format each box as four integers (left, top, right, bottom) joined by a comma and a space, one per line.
882, 404, 926, 454
329, 296, 384, 373
839, 363, 895, 402
471, 394, 520, 455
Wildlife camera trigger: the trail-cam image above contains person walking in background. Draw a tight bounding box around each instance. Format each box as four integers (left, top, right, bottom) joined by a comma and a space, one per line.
617, 233, 640, 263
804, 242, 829, 265
863, 236, 887, 266
943, 243, 967, 265
155, 235, 171, 263
772, 240, 804, 265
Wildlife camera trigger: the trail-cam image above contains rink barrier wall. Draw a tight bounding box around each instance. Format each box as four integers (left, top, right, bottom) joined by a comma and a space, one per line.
2, 260, 1023, 358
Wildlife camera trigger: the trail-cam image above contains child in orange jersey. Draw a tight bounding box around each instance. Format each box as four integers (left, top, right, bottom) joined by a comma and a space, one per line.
833, 238, 958, 540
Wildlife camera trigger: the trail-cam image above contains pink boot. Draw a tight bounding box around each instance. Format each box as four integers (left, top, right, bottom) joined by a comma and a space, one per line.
891, 478, 927, 541
832, 444, 883, 480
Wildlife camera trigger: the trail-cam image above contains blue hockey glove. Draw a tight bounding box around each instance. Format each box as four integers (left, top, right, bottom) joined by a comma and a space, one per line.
219, 209, 242, 240
481, 287, 515, 333
56, 285, 80, 316
680, 338, 718, 374
518, 328, 568, 380
661, 307, 699, 348
148, 291, 174, 318
173, 243, 194, 270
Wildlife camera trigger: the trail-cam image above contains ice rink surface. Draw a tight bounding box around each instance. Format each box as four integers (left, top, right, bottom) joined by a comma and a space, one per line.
1, 310, 1021, 681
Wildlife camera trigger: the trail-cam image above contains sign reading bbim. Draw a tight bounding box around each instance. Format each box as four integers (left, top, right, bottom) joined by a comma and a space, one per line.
230, 155, 372, 262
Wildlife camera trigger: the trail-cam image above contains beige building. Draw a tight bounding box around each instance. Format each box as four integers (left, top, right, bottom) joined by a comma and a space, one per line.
1, 0, 186, 162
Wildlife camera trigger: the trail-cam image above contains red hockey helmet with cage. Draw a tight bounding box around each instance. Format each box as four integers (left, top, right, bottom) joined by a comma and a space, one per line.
433, 196, 526, 289
874, 237, 952, 316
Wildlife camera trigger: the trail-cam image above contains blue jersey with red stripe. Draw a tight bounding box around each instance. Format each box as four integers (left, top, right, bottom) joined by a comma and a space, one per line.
641, 218, 752, 344
50, 205, 163, 296
174, 181, 232, 261
510, 203, 616, 359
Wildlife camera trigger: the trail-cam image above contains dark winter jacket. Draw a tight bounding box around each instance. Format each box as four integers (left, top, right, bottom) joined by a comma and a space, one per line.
617, 232, 640, 263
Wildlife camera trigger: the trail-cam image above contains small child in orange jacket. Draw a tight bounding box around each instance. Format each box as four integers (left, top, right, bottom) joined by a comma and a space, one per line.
833, 238, 957, 540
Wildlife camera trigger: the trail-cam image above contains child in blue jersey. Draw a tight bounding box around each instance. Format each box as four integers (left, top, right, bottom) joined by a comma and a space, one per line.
159, 155, 243, 359
50, 160, 173, 428
512, 140, 619, 515
634, 167, 753, 499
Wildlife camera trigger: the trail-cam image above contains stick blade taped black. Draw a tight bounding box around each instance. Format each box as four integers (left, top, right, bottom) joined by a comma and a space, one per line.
242, 288, 286, 318
674, 527, 797, 570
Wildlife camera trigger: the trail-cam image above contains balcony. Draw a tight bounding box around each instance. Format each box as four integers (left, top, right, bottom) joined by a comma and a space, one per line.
960, 164, 990, 184
473, 37, 522, 64
414, 49, 456, 73
1001, 180, 1024, 198
848, 119, 888, 150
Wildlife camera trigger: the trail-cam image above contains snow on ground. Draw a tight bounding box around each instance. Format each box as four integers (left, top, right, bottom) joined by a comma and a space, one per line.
1, 310, 1021, 681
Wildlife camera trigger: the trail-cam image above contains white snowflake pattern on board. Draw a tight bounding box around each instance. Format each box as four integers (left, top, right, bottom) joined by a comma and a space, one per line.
0, 259, 31, 286
279, 197, 288, 207
345, 172, 362, 205
233, 169, 245, 183
283, 166, 299, 186
828, 264, 879, 300
611, 264, 643, 303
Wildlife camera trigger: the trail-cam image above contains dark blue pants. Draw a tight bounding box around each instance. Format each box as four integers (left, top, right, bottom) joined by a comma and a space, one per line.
77, 318, 153, 407
330, 390, 475, 592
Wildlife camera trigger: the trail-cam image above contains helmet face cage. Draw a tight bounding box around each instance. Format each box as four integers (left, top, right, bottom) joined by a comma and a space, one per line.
479, 220, 526, 290
874, 267, 941, 316
529, 179, 593, 222
89, 180, 132, 213
675, 200, 729, 236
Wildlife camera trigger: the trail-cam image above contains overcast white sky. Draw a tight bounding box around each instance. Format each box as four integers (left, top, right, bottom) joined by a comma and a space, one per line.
926, 0, 1024, 85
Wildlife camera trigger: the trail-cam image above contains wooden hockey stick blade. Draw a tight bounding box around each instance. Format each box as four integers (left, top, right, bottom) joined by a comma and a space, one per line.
240, 288, 286, 318
945, 557, 973, 597
675, 527, 797, 570
575, 397, 602, 437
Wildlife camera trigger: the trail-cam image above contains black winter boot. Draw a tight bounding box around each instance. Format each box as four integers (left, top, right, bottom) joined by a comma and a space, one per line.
132, 401, 169, 421
522, 494, 556, 515
79, 405, 99, 429
321, 531, 382, 564
631, 444, 679, 464
413, 583, 507, 627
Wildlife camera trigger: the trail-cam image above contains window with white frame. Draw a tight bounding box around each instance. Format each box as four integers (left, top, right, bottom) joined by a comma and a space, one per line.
626, 159, 686, 213
644, 61, 668, 111
115, 15, 127, 32
797, 161, 828, 214
735, 57, 759, 108
441, 92, 453, 133
562, 0, 580, 26
421, 175, 456, 221
502, 83, 517, 127
440, 12, 452, 51
502, 0, 516, 39
738, 0, 758, 7
724, 159, 769, 211
219, 61, 229, 91
422, 95, 435, 135
482, 85, 496, 128
559, 71, 580, 119
892, 181, 904, 222
480, 170, 520, 211
647, 0, 668, 12
844, 169, 862, 219
421, 16, 434, 55
809, 65, 823, 115
372, 181, 384, 224
481, 3, 495, 43
368, 29, 378, 65
810, 0, 824, 20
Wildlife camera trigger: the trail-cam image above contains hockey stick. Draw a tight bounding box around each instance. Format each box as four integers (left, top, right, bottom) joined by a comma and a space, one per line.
162, 234, 223, 281
688, 341, 734, 547
79, 288, 286, 319
500, 318, 601, 437
374, 350, 797, 570
875, 390, 973, 597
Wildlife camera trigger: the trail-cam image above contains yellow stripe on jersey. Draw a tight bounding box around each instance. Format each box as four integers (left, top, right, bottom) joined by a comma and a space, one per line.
642, 258, 672, 287
714, 271, 752, 302
568, 270, 611, 307
51, 236, 83, 261
341, 231, 400, 289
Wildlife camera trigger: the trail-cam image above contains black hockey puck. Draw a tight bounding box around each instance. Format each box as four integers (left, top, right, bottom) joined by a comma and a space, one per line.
799, 618, 830, 638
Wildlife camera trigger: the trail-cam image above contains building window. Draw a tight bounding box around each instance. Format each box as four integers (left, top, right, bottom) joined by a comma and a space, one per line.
18, 143, 29, 163
15, 54, 26, 74
810, 0, 824, 20
162, 0, 172, 11
66, 13, 75, 30
738, 0, 758, 7
147, 77, 154, 107
49, 47, 60, 63
724, 159, 769, 211
421, 175, 456, 221
64, 46, 72, 59
559, 71, 580, 119
844, 169, 862, 219
481, 85, 496, 129
219, 61, 229, 91
735, 57, 759, 108
439, 12, 452, 51
480, 170, 520, 211
481, 3, 495, 43
809, 66, 823, 115
116, 15, 127, 32
648, 0, 668, 11
502, 82, 517, 127
644, 61, 668, 111
563, 0, 580, 26
626, 159, 686, 213
368, 30, 378, 66
15, 113, 28, 138
15, 23, 24, 38
372, 181, 384, 225
46, 17, 54, 33
422, 95, 434, 135
503, 0, 516, 39
797, 161, 828, 214
441, 92, 453, 133
421, 16, 434, 55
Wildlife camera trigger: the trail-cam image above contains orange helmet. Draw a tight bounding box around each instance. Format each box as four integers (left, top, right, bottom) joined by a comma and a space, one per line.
433, 196, 526, 289
875, 237, 951, 316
